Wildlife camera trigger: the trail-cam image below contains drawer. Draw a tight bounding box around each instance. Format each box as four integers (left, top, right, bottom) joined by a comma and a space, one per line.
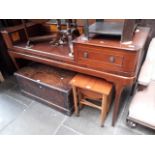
78, 48, 123, 67
74, 45, 138, 75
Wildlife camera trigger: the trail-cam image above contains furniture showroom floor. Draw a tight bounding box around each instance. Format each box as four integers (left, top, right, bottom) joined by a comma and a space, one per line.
0, 76, 154, 135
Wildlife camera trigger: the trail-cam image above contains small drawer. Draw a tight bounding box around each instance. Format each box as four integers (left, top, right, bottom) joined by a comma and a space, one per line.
74, 46, 124, 72
78, 49, 123, 66
74, 44, 138, 76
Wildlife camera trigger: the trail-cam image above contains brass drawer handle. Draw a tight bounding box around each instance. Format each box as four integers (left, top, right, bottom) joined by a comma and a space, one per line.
83, 52, 88, 58
109, 56, 115, 63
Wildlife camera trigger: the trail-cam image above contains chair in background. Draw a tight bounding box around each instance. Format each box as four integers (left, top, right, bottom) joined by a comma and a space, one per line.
127, 38, 155, 130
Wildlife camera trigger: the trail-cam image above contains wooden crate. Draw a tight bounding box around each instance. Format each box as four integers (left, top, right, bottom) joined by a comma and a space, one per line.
15, 63, 76, 115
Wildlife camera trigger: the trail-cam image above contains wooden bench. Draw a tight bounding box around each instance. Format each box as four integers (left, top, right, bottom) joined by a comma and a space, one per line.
70, 74, 113, 127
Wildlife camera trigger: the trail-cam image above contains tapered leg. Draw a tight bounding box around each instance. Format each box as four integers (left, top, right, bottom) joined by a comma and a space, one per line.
9, 53, 19, 70
100, 95, 107, 127
130, 81, 138, 96
78, 90, 84, 110
72, 86, 79, 116
112, 84, 124, 126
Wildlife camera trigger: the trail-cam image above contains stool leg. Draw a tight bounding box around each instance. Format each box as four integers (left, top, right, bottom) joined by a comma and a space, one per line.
78, 91, 84, 110
72, 86, 79, 116
100, 95, 107, 127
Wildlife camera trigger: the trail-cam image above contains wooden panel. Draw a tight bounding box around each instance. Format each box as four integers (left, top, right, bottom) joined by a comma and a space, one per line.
79, 88, 102, 99
121, 19, 136, 42
11, 32, 20, 42
16, 76, 66, 107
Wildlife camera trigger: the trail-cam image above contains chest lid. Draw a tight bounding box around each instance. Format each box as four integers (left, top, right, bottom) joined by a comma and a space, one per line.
15, 63, 76, 91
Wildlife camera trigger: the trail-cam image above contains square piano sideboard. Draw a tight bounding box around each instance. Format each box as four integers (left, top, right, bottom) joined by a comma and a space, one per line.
1, 24, 150, 126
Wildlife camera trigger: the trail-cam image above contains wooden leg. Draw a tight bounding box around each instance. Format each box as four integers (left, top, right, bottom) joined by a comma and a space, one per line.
78, 91, 84, 110
130, 81, 138, 96
100, 95, 107, 127
107, 91, 112, 112
72, 86, 79, 116
0, 72, 4, 82
9, 53, 19, 70
112, 84, 124, 126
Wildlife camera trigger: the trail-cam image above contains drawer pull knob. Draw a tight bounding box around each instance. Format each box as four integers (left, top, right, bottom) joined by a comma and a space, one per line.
109, 56, 115, 63
83, 52, 88, 58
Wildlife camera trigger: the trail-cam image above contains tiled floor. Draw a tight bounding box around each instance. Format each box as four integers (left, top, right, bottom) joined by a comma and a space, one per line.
0, 76, 154, 135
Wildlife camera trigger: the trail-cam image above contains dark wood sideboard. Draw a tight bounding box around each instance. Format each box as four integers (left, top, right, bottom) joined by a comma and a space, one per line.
1, 24, 150, 126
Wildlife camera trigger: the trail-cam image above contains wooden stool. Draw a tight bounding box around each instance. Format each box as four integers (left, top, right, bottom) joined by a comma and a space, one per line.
70, 74, 113, 127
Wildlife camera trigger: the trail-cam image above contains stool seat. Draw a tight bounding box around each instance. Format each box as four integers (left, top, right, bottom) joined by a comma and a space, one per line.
70, 74, 112, 95
70, 74, 113, 127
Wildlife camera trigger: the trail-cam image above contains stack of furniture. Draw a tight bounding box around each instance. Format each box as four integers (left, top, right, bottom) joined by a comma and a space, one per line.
0, 20, 150, 126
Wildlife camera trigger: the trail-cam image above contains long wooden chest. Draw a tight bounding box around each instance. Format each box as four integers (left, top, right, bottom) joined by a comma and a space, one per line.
14, 63, 76, 115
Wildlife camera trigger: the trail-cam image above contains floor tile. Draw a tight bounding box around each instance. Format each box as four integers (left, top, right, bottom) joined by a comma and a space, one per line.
114, 126, 141, 135
5, 85, 33, 107
104, 96, 130, 127
0, 78, 16, 93
104, 87, 131, 127
1, 75, 155, 135
1, 101, 65, 135
6, 76, 17, 84
0, 94, 27, 130
55, 125, 80, 135
64, 106, 114, 135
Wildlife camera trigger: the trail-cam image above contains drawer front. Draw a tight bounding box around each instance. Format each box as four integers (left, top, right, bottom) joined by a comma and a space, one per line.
16, 76, 69, 108
74, 45, 138, 75
78, 48, 123, 67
